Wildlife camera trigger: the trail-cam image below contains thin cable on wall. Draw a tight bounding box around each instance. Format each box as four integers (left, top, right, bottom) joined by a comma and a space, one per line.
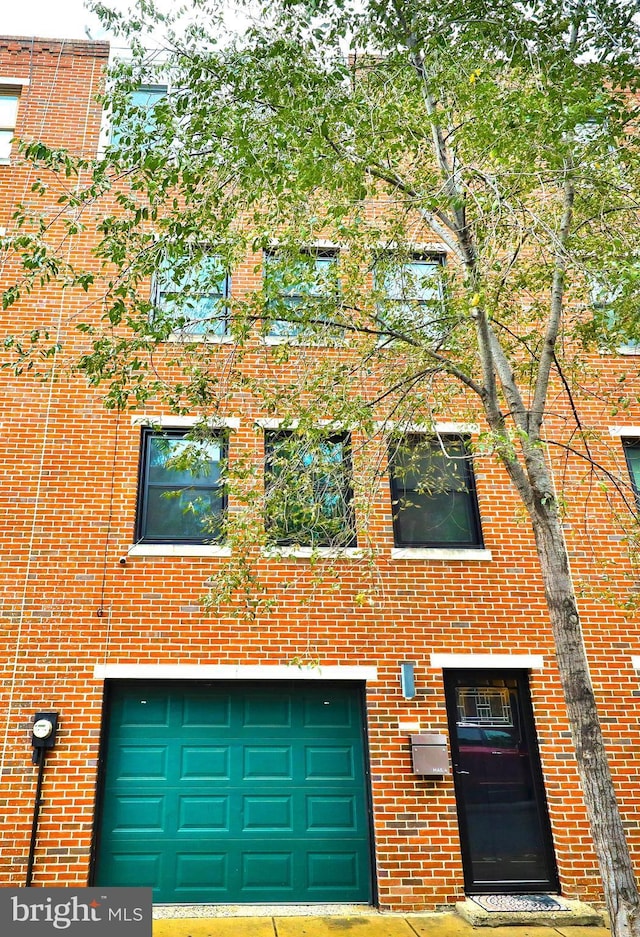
97, 408, 121, 632
0, 44, 101, 783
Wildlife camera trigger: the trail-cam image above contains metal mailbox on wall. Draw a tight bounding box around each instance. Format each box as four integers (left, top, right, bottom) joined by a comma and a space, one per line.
410, 733, 449, 776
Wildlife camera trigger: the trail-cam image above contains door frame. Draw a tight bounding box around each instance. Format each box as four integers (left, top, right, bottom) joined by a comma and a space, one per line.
444, 669, 559, 895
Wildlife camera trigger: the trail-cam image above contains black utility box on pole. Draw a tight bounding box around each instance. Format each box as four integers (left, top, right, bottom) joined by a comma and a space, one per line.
26, 711, 59, 886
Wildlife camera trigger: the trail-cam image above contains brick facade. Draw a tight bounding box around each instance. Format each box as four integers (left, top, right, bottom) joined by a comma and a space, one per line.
0, 36, 638, 911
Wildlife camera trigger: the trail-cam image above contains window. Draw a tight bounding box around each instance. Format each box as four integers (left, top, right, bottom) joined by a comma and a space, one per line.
374, 256, 444, 338
110, 84, 167, 146
154, 253, 230, 338
136, 429, 226, 543
623, 439, 640, 505
389, 434, 483, 548
591, 274, 640, 354
264, 430, 355, 546
264, 249, 338, 337
0, 91, 19, 161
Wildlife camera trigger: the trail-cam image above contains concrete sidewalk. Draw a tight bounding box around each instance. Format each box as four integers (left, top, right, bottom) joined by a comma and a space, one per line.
152, 911, 611, 937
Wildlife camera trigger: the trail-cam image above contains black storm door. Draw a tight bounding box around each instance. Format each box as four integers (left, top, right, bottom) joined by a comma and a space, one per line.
444, 671, 559, 894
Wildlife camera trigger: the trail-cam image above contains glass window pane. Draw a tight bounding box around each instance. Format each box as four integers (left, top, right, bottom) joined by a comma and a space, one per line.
394, 490, 478, 545
265, 252, 337, 335
131, 86, 166, 110
390, 435, 482, 547
159, 293, 227, 336
375, 258, 444, 340
0, 94, 18, 127
157, 253, 229, 336
111, 84, 167, 144
144, 487, 223, 541
147, 436, 221, 486
266, 432, 354, 546
392, 438, 467, 492
625, 443, 640, 498
139, 431, 225, 543
159, 255, 227, 295
0, 129, 13, 160
382, 261, 440, 301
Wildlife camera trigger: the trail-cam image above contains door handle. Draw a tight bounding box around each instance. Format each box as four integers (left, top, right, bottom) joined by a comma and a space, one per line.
455, 769, 470, 775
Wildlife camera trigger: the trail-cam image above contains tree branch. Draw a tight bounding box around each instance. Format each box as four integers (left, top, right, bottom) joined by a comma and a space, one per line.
530, 168, 575, 438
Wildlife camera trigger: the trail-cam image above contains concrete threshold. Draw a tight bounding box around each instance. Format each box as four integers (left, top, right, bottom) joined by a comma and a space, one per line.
153, 903, 374, 918
455, 898, 605, 928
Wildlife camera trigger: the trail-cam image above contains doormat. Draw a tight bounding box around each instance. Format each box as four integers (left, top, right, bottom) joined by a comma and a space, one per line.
470, 894, 568, 912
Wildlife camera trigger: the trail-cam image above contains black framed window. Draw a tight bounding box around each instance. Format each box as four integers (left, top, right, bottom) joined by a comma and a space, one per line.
623, 438, 640, 506
154, 253, 230, 338
264, 249, 338, 337
264, 430, 356, 546
136, 428, 226, 543
389, 434, 483, 548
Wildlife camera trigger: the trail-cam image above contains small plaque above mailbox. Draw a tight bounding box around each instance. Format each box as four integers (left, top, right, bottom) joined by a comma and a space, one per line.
411, 733, 449, 776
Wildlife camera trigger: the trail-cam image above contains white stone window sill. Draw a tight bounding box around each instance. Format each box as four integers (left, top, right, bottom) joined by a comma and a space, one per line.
599, 344, 640, 356
132, 415, 240, 430
391, 547, 492, 561
127, 544, 231, 558
263, 546, 363, 559
261, 334, 299, 345
260, 334, 324, 347
259, 335, 344, 348
164, 333, 234, 344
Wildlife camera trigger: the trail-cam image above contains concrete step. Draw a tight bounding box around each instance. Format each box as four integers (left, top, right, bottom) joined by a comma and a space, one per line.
455, 897, 605, 928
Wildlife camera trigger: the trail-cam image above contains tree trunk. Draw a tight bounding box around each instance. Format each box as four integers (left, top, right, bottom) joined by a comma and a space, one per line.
530, 495, 640, 937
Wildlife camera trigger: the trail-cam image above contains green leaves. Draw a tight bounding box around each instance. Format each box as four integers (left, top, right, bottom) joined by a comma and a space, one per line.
4, 0, 640, 489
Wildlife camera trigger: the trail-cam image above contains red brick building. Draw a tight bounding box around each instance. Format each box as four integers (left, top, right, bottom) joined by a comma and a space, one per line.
0, 35, 639, 911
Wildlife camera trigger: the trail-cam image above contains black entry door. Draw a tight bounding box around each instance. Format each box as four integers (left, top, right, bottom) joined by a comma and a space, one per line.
444, 671, 559, 894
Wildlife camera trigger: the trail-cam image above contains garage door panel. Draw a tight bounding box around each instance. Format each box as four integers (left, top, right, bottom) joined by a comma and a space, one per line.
110, 796, 165, 832
182, 695, 231, 728
180, 745, 230, 780
118, 695, 170, 728
306, 795, 357, 831
175, 852, 228, 890
242, 694, 292, 728
305, 745, 355, 780
303, 695, 352, 728
242, 795, 293, 831
243, 745, 293, 779
307, 851, 360, 890
95, 682, 372, 903
241, 851, 293, 890
113, 745, 168, 780
105, 852, 161, 888
177, 796, 230, 832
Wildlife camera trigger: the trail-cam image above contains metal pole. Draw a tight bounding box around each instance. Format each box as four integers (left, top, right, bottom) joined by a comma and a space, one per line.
25, 747, 47, 887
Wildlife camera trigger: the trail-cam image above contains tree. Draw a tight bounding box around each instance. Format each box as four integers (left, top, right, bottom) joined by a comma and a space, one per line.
3, 0, 640, 931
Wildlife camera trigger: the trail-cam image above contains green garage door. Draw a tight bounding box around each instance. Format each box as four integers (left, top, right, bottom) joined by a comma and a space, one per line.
94, 681, 372, 903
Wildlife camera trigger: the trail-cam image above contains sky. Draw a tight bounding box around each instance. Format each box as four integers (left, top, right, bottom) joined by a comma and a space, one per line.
1, 1, 253, 47
1, 0, 123, 41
